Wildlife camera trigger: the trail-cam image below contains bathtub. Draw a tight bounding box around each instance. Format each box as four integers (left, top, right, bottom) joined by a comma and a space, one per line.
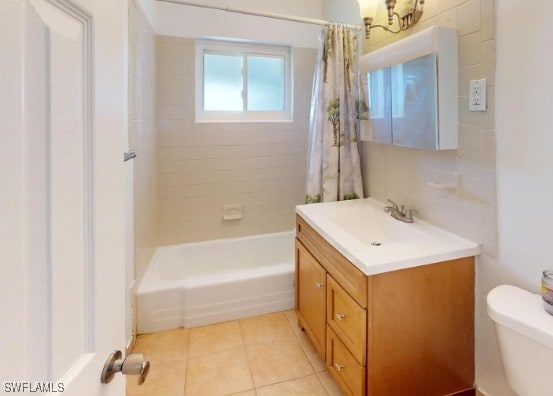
136, 231, 295, 333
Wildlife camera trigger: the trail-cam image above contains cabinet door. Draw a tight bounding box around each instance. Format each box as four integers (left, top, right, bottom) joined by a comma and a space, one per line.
391, 53, 438, 149
366, 67, 392, 144
296, 239, 326, 358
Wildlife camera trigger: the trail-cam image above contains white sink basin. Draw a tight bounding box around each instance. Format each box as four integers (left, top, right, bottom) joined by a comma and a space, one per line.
296, 198, 480, 275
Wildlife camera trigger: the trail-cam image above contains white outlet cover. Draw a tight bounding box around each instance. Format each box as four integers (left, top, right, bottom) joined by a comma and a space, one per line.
469, 79, 487, 111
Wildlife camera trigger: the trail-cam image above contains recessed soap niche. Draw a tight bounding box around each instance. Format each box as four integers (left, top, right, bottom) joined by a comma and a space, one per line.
359, 26, 458, 150
222, 204, 243, 221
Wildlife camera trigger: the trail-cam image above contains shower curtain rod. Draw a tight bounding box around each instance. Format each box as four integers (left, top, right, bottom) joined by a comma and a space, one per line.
155, 0, 361, 31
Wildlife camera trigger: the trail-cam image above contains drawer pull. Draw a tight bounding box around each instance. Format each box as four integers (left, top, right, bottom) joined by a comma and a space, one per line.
334, 363, 344, 373
335, 313, 346, 321
315, 281, 324, 289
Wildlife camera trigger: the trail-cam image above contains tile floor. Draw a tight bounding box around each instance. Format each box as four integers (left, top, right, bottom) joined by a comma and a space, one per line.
127, 310, 343, 396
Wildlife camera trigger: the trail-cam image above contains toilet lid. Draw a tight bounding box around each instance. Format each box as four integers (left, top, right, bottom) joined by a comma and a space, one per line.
487, 285, 553, 350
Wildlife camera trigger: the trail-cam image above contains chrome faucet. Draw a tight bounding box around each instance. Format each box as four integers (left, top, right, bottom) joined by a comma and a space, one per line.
383, 199, 417, 223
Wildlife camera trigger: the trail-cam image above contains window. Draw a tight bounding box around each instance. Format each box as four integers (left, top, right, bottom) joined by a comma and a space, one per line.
196, 38, 292, 122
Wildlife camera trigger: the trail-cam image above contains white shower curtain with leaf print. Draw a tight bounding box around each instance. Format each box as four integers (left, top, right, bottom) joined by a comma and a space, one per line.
306, 24, 366, 204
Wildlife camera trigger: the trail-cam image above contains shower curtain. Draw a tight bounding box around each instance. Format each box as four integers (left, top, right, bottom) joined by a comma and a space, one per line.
305, 24, 366, 204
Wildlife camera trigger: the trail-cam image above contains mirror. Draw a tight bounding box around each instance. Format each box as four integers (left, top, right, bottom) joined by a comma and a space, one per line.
366, 53, 438, 149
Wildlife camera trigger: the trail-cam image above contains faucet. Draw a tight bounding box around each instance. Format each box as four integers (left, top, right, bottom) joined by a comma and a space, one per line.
383, 199, 417, 223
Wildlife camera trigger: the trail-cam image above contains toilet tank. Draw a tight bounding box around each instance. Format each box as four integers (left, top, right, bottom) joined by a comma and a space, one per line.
487, 285, 553, 396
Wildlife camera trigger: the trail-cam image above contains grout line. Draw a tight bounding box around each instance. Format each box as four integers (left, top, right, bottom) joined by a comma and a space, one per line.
253, 373, 325, 393
183, 327, 191, 396
237, 319, 256, 393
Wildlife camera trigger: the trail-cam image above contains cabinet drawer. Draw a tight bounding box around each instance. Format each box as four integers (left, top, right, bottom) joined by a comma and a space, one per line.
327, 275, 367, 365
326, 326, 366, 396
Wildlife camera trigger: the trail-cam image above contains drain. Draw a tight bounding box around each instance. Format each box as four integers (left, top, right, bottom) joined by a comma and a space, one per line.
370, 242, 382, 246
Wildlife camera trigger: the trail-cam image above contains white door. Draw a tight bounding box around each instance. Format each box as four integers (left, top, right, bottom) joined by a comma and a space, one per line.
1, 0, 127, 395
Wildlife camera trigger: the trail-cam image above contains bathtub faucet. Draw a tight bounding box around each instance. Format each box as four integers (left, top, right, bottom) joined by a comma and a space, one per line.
384, 199, 417, 223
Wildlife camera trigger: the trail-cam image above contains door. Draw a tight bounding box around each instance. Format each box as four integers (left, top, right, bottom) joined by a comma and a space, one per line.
1, 0, 127, 394
295, 240, 326, 358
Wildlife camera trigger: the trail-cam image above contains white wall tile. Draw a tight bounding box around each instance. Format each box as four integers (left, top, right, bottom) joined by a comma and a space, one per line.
459, 32, 481, 67
363, 0, 499, 393
155, 43, 316, 245
481, 40, 496, 86
458, 0, 481, 36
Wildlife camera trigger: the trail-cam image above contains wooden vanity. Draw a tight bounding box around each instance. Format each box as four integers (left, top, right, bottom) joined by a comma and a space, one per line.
295, 214, 476, 396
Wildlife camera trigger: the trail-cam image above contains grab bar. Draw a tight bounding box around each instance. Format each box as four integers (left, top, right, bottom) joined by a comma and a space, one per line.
124, 150, 137, 162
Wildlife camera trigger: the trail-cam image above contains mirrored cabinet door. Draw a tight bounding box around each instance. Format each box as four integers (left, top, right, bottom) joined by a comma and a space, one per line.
391, 53, 438, 149
367, 67, 392, 144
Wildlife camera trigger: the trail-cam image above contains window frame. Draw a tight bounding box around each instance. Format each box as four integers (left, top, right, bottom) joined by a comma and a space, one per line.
195, 38, 293, 123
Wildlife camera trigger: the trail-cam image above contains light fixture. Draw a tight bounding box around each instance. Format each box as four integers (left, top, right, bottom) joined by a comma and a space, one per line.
359, 0, 425, 39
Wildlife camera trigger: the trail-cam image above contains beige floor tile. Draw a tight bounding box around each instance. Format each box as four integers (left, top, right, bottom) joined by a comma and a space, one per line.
284, 309, 297, 322
296, 330, 326, 372
240, 312, 295, 346
255, 374, 327, 396
188, 320, 244, 358
185, 348, 253, 396
229, 391, 256, 396
284, 310, 301, 334
127, 358, 186, 396
134, 328, 190, 362
316, 370, 344, 396
246, 338, 314, 387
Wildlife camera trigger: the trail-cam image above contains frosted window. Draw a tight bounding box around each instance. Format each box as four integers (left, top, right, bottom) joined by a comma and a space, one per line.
196, 38, 291, 121
247, 56, 284, 111
204, 53, 243, 111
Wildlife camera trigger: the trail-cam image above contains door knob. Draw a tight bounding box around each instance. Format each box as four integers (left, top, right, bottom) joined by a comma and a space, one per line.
101, 350, 150, 385
315, 281, 324, 289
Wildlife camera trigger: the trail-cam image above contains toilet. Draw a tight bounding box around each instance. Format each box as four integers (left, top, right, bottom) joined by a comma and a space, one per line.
487, 285, 553, 396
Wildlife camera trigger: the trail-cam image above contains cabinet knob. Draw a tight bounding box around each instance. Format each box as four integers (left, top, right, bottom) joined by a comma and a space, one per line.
335, 313, 346, 321
315, 281, 324, 289
334, 363, 344, 373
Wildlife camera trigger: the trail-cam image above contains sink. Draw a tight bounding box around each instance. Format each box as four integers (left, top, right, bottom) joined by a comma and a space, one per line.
296, 198, 480, 275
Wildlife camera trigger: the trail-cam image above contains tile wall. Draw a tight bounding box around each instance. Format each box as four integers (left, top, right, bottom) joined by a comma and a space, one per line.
360, 1, 512, 394
129, 0, 158, 284
362, 0, 496, 257
155, 37, 317, 245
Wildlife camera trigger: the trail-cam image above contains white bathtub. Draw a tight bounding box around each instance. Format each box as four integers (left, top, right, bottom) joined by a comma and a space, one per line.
136, 231, 295, 333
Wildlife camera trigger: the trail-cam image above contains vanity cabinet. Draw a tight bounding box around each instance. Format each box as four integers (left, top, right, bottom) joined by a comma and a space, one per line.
295, 214, 475, 396
296, 241, 326, 357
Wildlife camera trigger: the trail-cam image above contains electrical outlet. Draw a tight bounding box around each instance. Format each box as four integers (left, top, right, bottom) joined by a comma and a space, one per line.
469, 79, 487, 111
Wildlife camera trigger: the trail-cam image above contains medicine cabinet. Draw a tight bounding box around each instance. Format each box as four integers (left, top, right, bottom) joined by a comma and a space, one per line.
359, 26, 458, 150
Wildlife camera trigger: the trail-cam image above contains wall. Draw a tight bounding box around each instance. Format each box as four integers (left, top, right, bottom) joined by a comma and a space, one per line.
321, 0, 361, 24
156, 36, 316, 244
128, 0, 158, 342
496, 1, 553, 291
129, 1, 324, 245
359, 1, 512, 395
151, 0, 323, 48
